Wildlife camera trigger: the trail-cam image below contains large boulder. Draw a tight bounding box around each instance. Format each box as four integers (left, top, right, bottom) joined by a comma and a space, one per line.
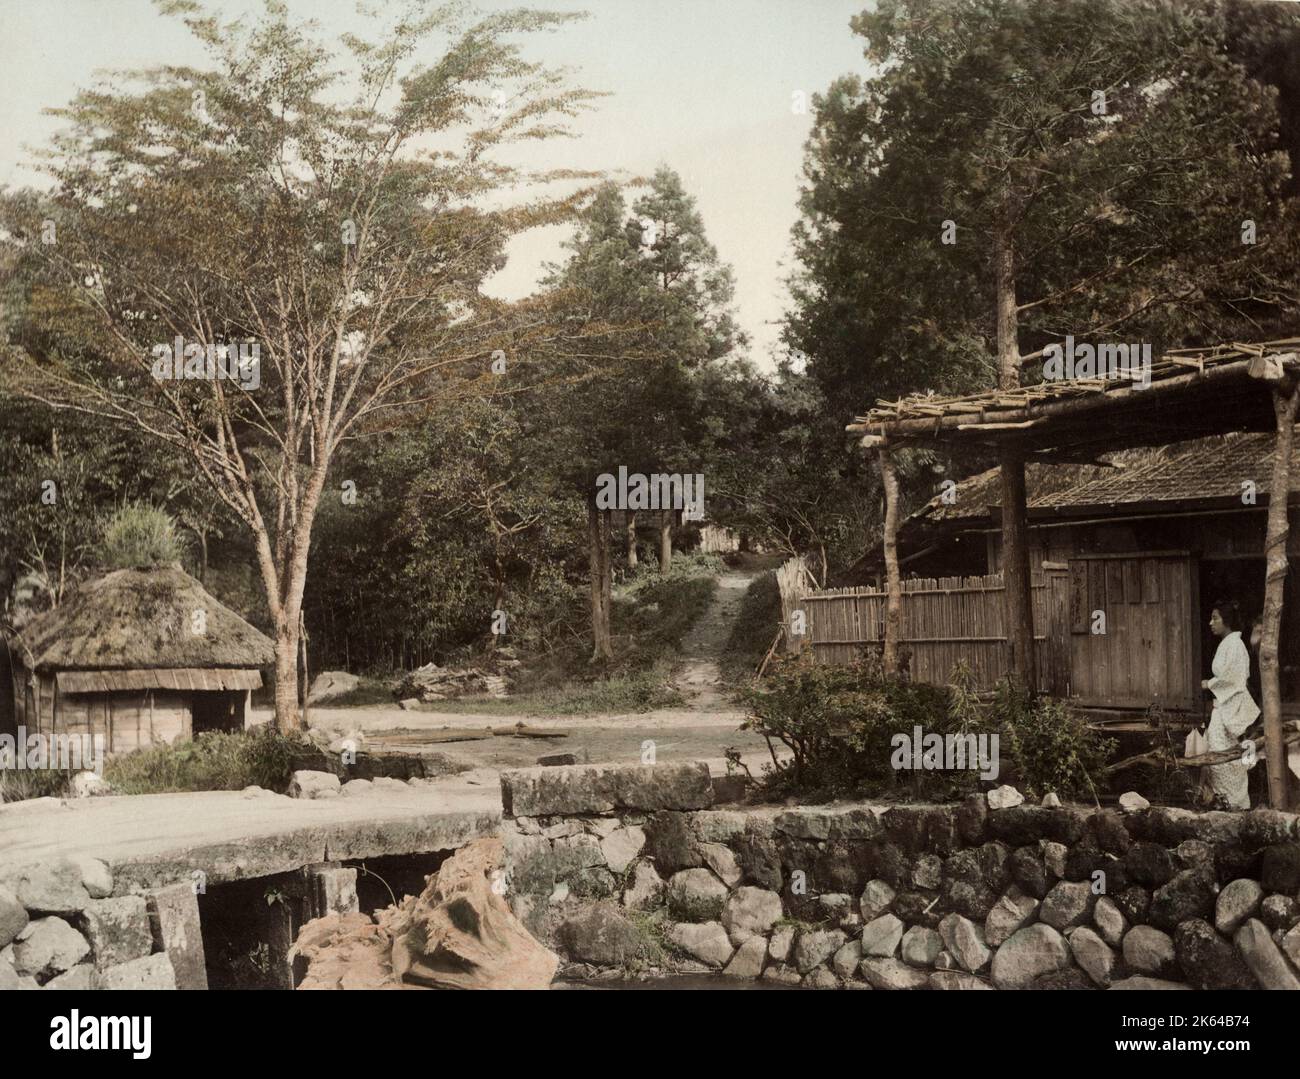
722, 936, 768, 979
1234, 918, 1300, 990
1214, 879, 1263, 936
622, 863, 666, 911
11, 917, 91, 982
859, 879, 896, 921
722, 886, 783, 943
1261, 842, 1300, 893
0, 858, 91, 915
984, 885, 1039, 947
500, 762, 712, 817
1173, 919, 1255, 990
1148, 868, 1216, 931
1122, 925, 1178, 978
938, 913, 991, 973
307, 670, 360, 704
990, 924, 1070, 989
78, 896, 153, 970
599, 826, 646, 876
397, 838, 559, 987
900, 926, 943, 968
1038, 880, 1094, 930
666, 869, 728, 923
287, 770, 342, 800
859, 957, 930, 989
98, 954, 176, 990
861, 913, 906, 958
297, 837, 559, 989
668, 922, 733, 968
1068, 926, 1117, 987
793, 928, 847, 974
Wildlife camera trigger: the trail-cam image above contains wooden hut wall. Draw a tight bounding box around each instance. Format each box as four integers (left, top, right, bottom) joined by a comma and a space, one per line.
29, 686, 191, 753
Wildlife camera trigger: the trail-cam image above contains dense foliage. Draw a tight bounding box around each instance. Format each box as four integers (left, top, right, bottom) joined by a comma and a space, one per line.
742, 656, 1114, 801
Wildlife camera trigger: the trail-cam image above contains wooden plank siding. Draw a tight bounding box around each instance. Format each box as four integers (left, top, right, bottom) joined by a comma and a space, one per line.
1066, 555, 1199, 710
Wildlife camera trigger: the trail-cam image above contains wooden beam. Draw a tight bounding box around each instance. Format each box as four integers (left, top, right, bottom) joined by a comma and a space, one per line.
999, 441, 1037, 692
1259, 380, 1299, 808
879, 446, 903, 676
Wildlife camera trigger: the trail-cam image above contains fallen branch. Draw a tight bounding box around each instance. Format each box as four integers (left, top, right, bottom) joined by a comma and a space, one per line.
1104, 725, 1300, 775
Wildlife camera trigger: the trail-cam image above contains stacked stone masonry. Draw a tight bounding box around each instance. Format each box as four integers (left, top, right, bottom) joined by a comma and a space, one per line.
500, 763, 1300, 989
0, 857, 202, 990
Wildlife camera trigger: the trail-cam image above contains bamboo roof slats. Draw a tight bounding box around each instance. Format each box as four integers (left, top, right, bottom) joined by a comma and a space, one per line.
848, 339, 1300, 437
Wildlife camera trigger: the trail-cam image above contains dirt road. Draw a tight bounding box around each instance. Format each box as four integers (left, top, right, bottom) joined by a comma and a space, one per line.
270, 565, 786, 778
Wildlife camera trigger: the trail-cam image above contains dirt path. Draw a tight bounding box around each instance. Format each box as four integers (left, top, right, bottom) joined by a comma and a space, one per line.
670, 569, 755, 712
278, 564, 784, 778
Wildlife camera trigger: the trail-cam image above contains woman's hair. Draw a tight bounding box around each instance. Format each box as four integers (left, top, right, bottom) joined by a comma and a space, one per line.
1212, 599, 1244, 632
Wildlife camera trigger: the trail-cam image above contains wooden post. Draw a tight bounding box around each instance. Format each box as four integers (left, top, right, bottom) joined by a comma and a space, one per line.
999, 440, 1037, 692
879, 446, 902, 675
1260, 382, 1299, 808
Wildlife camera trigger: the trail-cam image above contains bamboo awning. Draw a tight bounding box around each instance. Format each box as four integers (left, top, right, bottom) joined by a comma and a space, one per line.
849, 339, 1300, 454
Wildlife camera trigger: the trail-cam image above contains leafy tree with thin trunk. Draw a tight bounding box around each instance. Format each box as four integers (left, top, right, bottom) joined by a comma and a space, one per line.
0, 0, 600, 729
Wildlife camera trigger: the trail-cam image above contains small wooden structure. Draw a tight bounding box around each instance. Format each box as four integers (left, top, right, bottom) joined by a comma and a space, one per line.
849, 339, 1300, 808
831, 432, 1300, 715
5, 562, 274, 754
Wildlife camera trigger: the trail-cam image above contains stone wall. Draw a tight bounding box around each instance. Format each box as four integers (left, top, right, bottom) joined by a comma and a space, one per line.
0, 857, 203, 990
500, 764, 1300, 989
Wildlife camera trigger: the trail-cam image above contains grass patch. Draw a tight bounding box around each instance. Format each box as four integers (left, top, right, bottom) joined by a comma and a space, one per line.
103, 727, 302, 794
720, 570, 782, 686
0, 768, 71, 803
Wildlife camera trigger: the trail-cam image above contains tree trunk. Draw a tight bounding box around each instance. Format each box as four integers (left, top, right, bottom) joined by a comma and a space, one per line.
626, 511, 637, 568
600, 507, 612, 638
658, 508, 673, 576
1260, 383, 1299, 808
999, 441, 1037, 693
273, 623, 302, 731
993, 194, 1020, 391
880, 447, 903, 676
589, 501, 613, 662
299, 611, 310, 729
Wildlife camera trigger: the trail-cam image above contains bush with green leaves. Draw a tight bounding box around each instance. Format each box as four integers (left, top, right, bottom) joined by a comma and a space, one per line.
103, 726, 300, 794
990, 680, 1115, 800
741, 655, 995, 800
99, 502, 187, 570
742, 657, 1114, 802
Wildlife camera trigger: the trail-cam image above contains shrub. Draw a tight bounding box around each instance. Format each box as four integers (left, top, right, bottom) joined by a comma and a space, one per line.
103, 726, 300, 794
100, 502, 187, 569
741, 658, 1114, 802
740, 655, 994, 800
990, 680, 1114, 800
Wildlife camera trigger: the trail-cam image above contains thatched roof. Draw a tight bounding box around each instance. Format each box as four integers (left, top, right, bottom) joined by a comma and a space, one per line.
15, 563, 274, 673
919, 431, 1300, 525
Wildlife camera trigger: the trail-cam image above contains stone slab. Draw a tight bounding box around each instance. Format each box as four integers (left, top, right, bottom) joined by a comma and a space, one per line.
500, 762, 713, 817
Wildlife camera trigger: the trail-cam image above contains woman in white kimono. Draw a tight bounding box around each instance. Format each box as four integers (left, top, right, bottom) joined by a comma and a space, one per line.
1201, 600, 1260, 809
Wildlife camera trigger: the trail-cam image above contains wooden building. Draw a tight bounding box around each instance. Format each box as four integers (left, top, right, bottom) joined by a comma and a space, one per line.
847, 339, 1300, 808
4, 562, 274, 754
831, 432, 1300, 717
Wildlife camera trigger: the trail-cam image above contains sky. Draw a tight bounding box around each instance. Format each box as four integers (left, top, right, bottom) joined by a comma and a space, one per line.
0, 0, 871, 367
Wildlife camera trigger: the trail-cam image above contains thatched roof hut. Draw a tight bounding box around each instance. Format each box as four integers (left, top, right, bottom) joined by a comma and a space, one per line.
5, 562, 274, 753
